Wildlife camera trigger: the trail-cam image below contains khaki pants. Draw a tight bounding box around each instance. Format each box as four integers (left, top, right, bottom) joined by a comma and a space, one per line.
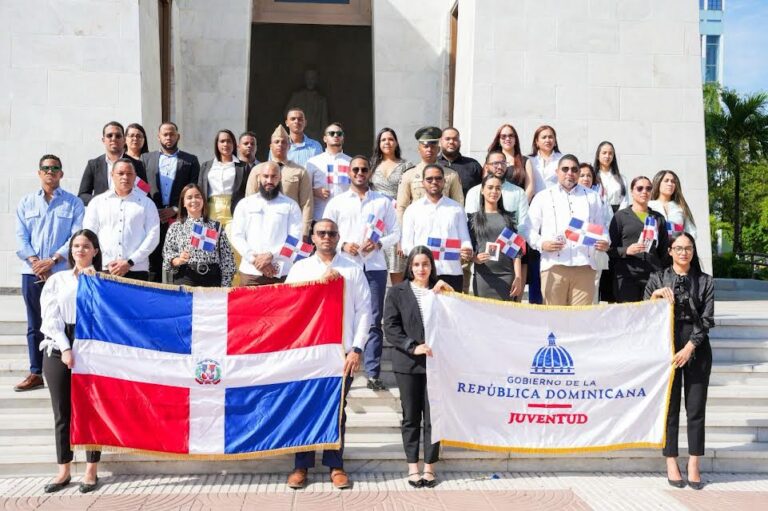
541, 265, 596, 306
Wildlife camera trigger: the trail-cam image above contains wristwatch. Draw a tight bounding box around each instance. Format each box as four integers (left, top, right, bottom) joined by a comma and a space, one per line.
127, 259, 135, 267
352, 347, 362, 354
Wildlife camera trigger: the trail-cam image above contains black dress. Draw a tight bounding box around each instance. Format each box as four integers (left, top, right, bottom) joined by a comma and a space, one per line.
468, 212, 517, 300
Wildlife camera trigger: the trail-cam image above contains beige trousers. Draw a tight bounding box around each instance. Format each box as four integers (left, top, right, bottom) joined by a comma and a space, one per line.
541, 264, 596, 306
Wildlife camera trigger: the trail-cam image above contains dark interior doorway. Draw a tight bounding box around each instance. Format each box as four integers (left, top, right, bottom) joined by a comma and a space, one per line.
247, 23, 374, 161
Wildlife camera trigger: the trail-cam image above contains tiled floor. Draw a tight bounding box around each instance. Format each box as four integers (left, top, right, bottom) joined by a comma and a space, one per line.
1, 472, 767, 510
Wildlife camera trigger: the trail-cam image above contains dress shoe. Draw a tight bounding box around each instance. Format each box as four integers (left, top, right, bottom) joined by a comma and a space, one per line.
687, 479, 704, 490
421, 471, 438, 488
14, 373, 44, 392
407, 472, 423, 488
79, 477, 99, 494
286, 468, 307, 489
44, 476, 71, 493
330, 468, 351, 489
367, 378, 387, 391
667, 478, 686, 488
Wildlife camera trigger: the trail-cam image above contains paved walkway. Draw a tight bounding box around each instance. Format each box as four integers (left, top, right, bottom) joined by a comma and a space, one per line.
1, 472, 767, 510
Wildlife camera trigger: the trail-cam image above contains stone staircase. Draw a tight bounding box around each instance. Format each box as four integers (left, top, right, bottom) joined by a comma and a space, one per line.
1, 297, 767, 476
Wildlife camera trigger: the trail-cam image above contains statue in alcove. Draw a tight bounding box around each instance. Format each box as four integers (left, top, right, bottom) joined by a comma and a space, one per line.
286, 69, 329, 141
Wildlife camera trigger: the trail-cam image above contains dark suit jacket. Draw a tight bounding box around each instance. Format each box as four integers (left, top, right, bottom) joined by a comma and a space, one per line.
198, 159, 249, 213
77, 154, 147, 205
383, 281, 428, 375
141, 150, 200, 209
608, 206, 670, 279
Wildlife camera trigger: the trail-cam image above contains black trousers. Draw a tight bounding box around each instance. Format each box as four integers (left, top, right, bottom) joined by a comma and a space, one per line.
664, 321, 712, 457
43, 349, 101, 465
437, 274, 463, 293
395, 372, 440, 464
614, 270, 650, 303
172, 265, 222, 287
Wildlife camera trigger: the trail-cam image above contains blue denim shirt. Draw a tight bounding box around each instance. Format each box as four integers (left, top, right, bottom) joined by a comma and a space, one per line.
16, 187, 85, 275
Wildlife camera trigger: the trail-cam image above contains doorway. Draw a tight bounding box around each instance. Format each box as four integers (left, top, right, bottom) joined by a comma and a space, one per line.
247, 23, 374, 161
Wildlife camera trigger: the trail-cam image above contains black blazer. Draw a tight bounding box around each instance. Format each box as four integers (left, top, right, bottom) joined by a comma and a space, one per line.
77, 154, 147, 205
608, 206, 670, 279
141, 150, 201, 209
383, 281, 428, 374
198, 159, 249, 213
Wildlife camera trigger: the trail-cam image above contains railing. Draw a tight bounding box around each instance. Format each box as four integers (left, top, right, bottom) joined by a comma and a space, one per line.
735, 252, 768, 279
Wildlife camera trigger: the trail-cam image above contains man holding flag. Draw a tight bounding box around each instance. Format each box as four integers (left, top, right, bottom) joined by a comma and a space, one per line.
284, 218, 372, 489
523, 155, 610, 306
230, 161, 303, 286
401, 164, 473, 291
306, 122, 352, 220
324, 155, 399, 391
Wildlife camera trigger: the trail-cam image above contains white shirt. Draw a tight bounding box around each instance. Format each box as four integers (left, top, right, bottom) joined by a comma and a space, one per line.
524, 184, 611, 272
599, 170, 629, 209
83, 188, 160, 271
207, 159, 237, 196
306, 151, 352, 220
230, 192, 303, 276
286, 253, 372, 352
648, 199, 697, 238
530, 151, 563, 194
464, 181, 531, 239
323, 189, 400, 272
105, 152, 125, 188
401, 196, 472, 276
40, 269, 80, 352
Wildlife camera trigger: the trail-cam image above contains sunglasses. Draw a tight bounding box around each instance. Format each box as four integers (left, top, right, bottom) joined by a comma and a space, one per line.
39, 165, 62, 173
326, 130, 344, 137
499, 134, 516, 140
350, 166, 369, 174
104, 133, 123, 139
634, 186, 653, 192
424, 176, 444, 183
315, 230, 339, 238
560, 166, 579, 174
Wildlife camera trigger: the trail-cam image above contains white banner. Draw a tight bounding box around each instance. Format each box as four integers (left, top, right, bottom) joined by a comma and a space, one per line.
425, 295, 674, 453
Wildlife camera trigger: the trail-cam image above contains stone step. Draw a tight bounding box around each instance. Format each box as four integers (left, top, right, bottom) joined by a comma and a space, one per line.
711, 339, 768, 363
0, 336, 28, 356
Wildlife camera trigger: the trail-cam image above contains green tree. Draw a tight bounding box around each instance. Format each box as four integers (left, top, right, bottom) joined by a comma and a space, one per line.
705, 89, 768, 253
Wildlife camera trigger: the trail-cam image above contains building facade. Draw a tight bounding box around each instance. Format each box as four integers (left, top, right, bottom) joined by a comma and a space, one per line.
700, 0, 725, 83
0, 0, 712, 287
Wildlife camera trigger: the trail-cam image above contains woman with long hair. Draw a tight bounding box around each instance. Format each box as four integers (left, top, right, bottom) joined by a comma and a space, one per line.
40, 229, 103, 493
384, 246, 453, 489
649, 170, 697, 239
125, 123, 149, 159
370, 127, 410, 284
645, 233, 713, 490
528, 124, 563, 194
593, 141, 628, 213
163, 183, 236, 287
487, 123, 534, 201
578, 163, 612, 303
198, 129, 249, 229
609, 176, 670, 302
469, 174, 523, 300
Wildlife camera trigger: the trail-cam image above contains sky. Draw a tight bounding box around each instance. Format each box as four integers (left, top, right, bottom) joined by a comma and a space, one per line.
723, 0, 768, 94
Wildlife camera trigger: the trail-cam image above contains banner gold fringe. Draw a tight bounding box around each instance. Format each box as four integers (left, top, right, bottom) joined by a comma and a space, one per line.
71, 441, 342, 461
439, 439, 664, 455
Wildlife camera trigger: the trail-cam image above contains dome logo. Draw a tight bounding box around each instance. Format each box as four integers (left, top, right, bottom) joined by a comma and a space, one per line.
530, 333, 574, 376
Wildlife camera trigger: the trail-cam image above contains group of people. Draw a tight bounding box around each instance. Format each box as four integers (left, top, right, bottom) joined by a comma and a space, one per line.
15, 109, 713, 492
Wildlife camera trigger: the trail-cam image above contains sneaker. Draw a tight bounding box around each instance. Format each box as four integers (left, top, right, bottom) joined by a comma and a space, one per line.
366, 377, 387, 391
14, 373, 44, 392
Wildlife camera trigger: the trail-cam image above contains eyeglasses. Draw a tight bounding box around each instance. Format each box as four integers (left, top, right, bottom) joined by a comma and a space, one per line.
671, 246, 694, 254
419, 141, 438, 147
315, 230, 339, 238
104, 133, 123, 139
499, 134, 515, 140
326, 130, 344, 137
560, 166, 579, 174
350, 166, 369, 174
39, 165, 62, 173
488, 161, 507, 168
634, 186, 653, 192
424, 176, 444, 183
126, 133, 144, 139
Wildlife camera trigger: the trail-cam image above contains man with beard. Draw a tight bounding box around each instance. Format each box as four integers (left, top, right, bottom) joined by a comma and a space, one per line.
230, 161, 303, 286
237, 131, 259, 167
306, 122, 352, 221
141, 122, 200, 282
284, 218, 371, 490
437, 127, 483, 198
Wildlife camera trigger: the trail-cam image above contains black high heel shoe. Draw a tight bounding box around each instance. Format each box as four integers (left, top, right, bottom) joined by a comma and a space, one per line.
44, 476, 71, 493
667, 462, 685, 488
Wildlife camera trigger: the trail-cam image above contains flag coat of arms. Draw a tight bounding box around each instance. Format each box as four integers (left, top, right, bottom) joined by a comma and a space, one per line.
190, 223, 219, 252
279, 235, 313, 262
564, 217, 605, 246
326, 163, 350, 185
71, 274, 345, 458
365, 213, 386, 243
427, 237, 462, 260
496, 227, 526, 258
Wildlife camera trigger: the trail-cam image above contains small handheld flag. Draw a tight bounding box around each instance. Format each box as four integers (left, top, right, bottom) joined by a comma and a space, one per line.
496, 227, 526, 258
135, 176, 151, 194
365, 214, 386, 243
666, 221, 684, 238
639, 216, 658, 252
564, 217, 605, 246
279, 235, 313, 262
427, 237, 462, 261
326, 164, 350, 185
190, 223, 219, 252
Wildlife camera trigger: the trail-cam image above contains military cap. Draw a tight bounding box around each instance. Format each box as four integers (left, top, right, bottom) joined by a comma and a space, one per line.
414, 126, 442, 142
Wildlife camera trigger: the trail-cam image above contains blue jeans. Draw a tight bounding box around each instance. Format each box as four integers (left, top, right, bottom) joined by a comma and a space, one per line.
363, 270, 387, 379
294, 375, 353, 469
21, 274, 45, 375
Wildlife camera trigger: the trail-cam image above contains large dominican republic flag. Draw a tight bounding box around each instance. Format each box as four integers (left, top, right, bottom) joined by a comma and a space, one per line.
71, 274, 345, 458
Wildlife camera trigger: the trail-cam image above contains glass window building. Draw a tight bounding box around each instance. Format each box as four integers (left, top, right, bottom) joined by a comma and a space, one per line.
700, 0, 724, 83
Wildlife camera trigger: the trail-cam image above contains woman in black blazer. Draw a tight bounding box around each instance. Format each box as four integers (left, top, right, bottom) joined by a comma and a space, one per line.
608, 176, 669, 302
198, 129, 249, 224
384, 246, 452, 488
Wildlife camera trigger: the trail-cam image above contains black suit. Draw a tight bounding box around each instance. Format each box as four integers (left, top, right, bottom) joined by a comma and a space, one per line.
198, 159, 248, 213
383, 281, 439, 464
141, 150, 200, 282
77, 154, 147, 205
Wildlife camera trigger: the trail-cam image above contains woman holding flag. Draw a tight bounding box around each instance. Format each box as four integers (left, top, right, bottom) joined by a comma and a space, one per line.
608, 176, 670, 302
468, 174, 523, 301
649, 170, 697, 239
39, 229, 102, 493
163, 183, 236, 287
